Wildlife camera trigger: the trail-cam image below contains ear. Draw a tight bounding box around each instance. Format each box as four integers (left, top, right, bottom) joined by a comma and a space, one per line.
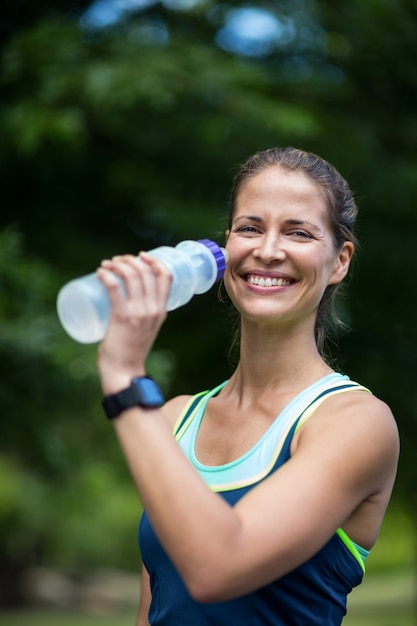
328, 241, 354, 285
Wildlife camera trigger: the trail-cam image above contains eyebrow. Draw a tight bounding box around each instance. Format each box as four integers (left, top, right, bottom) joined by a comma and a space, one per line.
284, 218, 322, 232
233, 215, 263, 224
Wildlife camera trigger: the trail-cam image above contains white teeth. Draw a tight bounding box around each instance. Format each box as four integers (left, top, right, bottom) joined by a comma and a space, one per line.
247, 275, 292, 287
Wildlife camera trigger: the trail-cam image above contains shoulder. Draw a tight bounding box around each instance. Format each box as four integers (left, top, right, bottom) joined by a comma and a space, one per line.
293, 388, 399, 491
161, 381, 227, 431
330, 389, 397, 442
298, 386, 397, 443
161, 394, 194, 430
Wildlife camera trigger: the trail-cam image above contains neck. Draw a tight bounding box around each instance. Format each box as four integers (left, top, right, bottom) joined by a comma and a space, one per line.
228, 320, 334, 398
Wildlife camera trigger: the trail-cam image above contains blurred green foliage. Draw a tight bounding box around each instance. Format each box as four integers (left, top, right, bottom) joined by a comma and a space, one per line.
1, 0, 416, 606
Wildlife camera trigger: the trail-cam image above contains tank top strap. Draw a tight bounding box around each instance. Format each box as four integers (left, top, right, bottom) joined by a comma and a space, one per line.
174, 376, 369, 441
294, 380, 371, 434
173, 381, 228, 439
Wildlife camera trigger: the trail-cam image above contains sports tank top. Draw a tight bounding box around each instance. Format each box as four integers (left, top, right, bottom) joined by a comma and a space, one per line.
139, 373, 371, 625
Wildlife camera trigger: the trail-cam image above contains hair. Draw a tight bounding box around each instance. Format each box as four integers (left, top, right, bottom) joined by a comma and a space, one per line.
223, 146, 358, 361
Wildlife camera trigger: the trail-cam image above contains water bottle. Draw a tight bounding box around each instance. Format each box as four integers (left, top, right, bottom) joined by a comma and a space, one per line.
57, 239, 228, 344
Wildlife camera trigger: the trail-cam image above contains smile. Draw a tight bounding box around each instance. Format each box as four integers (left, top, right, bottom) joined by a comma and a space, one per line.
245, 275, 293, 287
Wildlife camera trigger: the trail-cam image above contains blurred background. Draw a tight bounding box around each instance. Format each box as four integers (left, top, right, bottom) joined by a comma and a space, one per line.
0, 0, 416, 623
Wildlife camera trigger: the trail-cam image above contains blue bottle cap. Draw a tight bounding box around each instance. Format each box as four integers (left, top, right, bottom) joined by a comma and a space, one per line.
198, 239, 227, 282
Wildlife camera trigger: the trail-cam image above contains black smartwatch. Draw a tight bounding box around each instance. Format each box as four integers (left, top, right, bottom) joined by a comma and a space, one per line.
102, 376, 164, 420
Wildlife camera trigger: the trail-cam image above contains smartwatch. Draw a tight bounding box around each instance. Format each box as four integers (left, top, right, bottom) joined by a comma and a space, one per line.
102, 376, 165, 420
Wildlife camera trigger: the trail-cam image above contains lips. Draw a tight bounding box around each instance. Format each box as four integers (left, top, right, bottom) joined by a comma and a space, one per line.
245, 274, 294, 287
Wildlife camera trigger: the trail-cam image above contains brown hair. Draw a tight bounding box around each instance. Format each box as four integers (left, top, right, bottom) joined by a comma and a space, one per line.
225, 146, 358, 359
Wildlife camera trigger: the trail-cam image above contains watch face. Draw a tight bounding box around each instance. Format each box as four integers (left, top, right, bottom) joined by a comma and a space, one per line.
134, 377, 164, 407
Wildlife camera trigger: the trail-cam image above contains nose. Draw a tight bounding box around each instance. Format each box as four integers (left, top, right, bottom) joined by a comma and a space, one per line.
253, 233, 286, 264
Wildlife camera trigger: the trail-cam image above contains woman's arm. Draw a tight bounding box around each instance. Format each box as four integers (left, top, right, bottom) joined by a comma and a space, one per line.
136, 564, 151, 626
96, 255, 399, 604
107, 390, 398, 603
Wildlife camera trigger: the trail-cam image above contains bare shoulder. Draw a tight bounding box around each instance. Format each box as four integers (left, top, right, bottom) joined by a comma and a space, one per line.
337, 390, 399, 460
300, 388, 398, 443
294, 388, 399, 490
336, 389, 397, 440
161, 394, 194, 430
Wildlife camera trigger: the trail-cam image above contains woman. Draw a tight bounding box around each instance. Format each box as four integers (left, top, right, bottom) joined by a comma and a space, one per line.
97, 147, 399, 625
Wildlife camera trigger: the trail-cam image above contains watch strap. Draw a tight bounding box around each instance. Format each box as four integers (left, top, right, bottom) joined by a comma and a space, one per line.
102, 376, 164, 420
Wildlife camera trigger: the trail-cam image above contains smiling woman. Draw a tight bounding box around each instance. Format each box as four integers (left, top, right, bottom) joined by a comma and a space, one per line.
94, 146, 399, 626
226, 147, 358, 354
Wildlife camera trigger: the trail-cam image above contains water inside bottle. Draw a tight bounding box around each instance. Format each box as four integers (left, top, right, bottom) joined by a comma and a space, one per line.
57, 277, 109, 344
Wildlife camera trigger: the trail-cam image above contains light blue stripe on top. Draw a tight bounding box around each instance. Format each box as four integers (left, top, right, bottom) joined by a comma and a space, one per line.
337, 528, 370, 574
355, 542, 370, 562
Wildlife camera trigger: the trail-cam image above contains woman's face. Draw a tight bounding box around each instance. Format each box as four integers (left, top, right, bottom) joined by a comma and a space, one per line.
223, 166, 353, 327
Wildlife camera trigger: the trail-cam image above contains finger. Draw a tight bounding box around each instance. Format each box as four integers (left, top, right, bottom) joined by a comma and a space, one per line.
98, 257, 151, 312
138, 253, 173, 303
119, 254, 172, 308
118, 255, 160, 304
96, 266, 128, 310
100, 254, 171, 310
100, 256, 148, 303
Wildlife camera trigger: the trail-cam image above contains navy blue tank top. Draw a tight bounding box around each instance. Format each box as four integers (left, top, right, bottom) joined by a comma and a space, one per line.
139, 373, 370, 625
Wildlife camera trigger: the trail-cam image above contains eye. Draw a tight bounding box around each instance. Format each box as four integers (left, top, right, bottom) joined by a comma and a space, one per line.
233, 225, 262, 235
288, 230, 314, 240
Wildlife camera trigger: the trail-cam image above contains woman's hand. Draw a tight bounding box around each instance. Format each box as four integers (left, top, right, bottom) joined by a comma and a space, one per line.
96, 253, 172, 395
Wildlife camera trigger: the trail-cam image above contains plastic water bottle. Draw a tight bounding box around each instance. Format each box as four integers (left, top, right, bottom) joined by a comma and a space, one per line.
57, 239, 228, 344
